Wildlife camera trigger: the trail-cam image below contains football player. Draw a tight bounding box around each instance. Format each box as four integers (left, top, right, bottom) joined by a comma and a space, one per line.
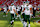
21, 1, 33, 27
3, 5, 8, 17
16, 5, 21, 17
8, 4, 18, 25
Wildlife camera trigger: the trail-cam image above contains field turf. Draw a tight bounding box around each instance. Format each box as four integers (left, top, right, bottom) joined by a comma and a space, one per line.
0, 12, 40, 27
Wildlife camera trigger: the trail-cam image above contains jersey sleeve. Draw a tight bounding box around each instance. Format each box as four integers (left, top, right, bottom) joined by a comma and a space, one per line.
9, 6, 11, 10
9, 6, 12, 11
29, 5, 33, 10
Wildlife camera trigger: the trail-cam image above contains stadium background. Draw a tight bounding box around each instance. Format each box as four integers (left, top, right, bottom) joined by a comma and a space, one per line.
0, 0, 40, 27
0, 0, 40, 11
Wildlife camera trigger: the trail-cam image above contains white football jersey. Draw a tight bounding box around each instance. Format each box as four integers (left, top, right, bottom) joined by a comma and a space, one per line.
24, 4, 32, 15
3, 7, 7, 12
9, 5, 16, 14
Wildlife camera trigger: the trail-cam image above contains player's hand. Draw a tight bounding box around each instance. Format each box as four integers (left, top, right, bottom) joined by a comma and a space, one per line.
13, 9, 18, 15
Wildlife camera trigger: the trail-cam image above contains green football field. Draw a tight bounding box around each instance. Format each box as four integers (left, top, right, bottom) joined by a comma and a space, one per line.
0, 12, 40, 27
